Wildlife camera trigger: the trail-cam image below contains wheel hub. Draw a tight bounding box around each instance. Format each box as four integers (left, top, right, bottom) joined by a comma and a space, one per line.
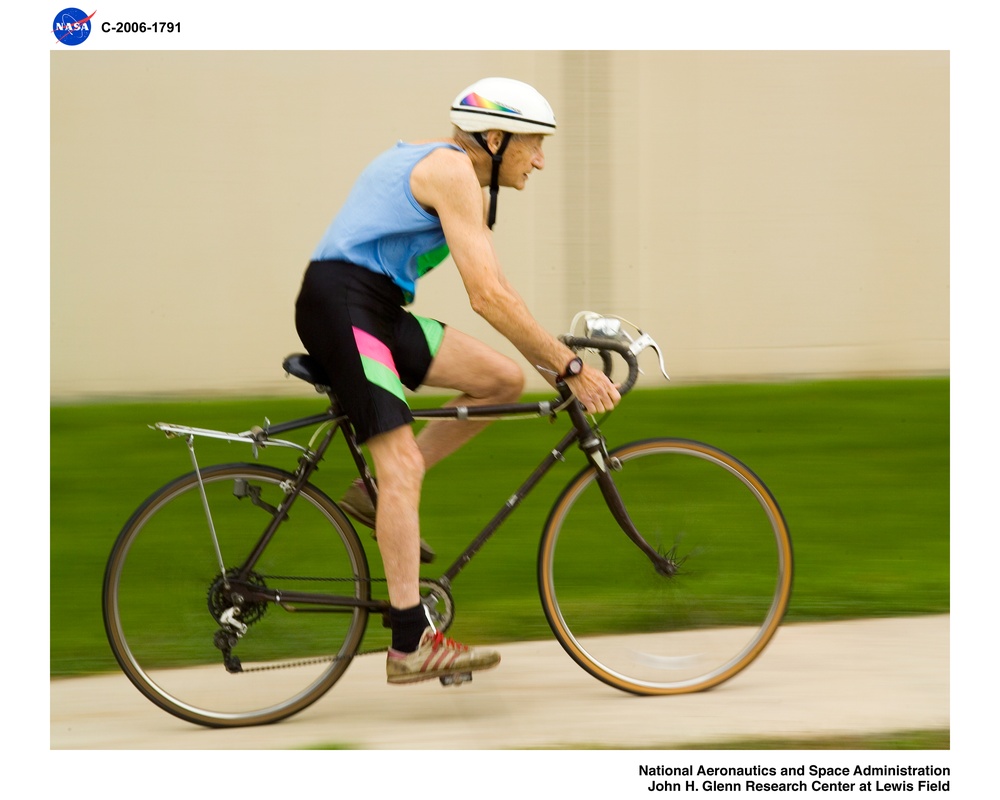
207, 568, 269, 628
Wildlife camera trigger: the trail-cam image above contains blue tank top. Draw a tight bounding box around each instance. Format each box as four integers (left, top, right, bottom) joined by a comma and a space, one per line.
311, 141, 464, 303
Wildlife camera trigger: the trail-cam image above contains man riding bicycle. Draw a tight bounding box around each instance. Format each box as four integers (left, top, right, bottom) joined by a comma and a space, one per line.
294, 77, 620, 685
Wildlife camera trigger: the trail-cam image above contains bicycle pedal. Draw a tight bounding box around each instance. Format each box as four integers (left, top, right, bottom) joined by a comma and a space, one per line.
439, 672, 473, 687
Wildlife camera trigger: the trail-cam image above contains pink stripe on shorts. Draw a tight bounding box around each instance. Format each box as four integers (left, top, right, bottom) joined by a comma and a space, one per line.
352, 326, 400, 377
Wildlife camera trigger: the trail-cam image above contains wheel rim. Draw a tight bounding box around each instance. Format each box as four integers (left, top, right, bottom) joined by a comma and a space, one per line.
539, 440, 792, 694
104, 465, 369, 725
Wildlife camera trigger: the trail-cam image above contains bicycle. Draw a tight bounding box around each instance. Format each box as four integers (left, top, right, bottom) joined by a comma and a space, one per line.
102, 313, 793, 728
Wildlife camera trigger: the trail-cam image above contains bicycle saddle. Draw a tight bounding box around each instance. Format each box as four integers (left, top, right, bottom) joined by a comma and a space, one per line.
282, 353, 331, 392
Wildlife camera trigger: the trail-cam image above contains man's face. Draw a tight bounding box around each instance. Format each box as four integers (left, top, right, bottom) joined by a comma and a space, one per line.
500, 134, 546, 190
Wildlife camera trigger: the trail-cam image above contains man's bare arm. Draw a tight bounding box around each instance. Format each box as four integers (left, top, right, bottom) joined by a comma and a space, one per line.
411, 148, 620, 411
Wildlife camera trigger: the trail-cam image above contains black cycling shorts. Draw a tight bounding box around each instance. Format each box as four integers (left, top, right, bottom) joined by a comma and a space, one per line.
294, 260, 445, 444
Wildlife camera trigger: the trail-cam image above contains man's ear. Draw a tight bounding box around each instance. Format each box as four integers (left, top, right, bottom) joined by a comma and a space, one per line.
486, 130, 506, 154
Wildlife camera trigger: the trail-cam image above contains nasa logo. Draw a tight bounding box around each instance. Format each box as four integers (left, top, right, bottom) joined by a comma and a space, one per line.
52, 8, 95, 46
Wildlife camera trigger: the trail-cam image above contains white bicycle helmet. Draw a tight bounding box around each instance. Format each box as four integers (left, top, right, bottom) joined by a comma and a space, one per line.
451, 77, 557, 135
450, 77, 556, 228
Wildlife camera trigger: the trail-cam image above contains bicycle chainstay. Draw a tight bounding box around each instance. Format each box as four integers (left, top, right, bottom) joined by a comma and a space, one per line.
217, 574, 390, 674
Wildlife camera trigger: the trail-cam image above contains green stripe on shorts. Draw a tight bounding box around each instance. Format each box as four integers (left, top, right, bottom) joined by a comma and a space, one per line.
414, 315, 445, 357
359, 355, 406, 402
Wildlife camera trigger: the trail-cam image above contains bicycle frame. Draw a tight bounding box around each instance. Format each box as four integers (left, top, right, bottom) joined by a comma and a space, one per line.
154, 335, 673, 621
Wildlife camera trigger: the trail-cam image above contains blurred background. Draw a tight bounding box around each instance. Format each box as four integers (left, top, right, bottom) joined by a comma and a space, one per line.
50, 51, 951, 751
50, 50, 948, 400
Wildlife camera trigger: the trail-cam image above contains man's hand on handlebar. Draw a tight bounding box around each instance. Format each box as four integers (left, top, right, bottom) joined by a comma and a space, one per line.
565, 363, 621, 414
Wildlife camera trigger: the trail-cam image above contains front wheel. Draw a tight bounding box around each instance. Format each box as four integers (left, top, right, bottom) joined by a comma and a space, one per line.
538, 439, 792, 695
103, 463, 371, 727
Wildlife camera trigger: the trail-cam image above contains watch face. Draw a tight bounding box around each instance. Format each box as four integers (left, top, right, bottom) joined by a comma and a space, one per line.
567, 357, 583, 376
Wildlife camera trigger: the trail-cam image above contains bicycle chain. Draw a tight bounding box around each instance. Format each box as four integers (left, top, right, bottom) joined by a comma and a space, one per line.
226, 574, 390, 673
259, 574, 387, 584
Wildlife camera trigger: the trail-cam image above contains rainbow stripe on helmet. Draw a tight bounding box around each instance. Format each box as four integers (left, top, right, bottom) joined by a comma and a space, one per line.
458, 92, 522, 116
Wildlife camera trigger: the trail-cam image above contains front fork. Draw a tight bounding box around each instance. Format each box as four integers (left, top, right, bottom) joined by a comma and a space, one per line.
565, 395, 678, 577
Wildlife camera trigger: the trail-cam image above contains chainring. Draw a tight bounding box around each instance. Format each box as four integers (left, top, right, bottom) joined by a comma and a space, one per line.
419, 578, 455, 633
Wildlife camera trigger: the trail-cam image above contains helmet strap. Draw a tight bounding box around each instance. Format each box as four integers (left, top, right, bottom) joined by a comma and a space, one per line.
474, 131, 511, 229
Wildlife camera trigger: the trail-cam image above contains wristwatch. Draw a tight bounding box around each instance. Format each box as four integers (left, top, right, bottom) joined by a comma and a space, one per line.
558, 356, 583, 381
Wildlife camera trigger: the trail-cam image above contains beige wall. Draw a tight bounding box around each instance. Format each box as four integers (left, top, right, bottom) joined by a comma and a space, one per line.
50, 51, 948, 401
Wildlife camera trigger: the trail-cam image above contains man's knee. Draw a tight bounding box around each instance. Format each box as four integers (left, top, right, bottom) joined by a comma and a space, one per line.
456, 354, 524, 403
423, 327, 525, 402
369, 428, 426, 490
490, 355, 525, 402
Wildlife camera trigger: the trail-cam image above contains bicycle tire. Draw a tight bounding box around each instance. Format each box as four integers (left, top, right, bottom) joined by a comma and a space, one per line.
103, 463, 371, 727
538, 438, 792, 695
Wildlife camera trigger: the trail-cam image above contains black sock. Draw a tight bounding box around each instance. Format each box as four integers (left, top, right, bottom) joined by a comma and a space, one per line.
390, 604, 430, 653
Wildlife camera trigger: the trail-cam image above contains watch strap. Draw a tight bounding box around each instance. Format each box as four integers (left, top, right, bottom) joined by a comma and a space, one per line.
558, 356, 583, 381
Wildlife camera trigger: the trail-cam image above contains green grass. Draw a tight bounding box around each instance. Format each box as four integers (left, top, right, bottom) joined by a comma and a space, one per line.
672, 729, 950, 750
50, 377, 949, 676
305, 729, 950, 750
535, 729, 951, 751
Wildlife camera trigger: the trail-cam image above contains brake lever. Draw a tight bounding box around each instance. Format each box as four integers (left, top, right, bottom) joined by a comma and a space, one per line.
628, 332, 670, 380
571, 312, 670, 382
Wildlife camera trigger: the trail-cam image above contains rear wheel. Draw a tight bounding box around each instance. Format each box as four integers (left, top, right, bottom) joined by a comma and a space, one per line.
103, 463, 371, 727
538, 438, 792, 694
